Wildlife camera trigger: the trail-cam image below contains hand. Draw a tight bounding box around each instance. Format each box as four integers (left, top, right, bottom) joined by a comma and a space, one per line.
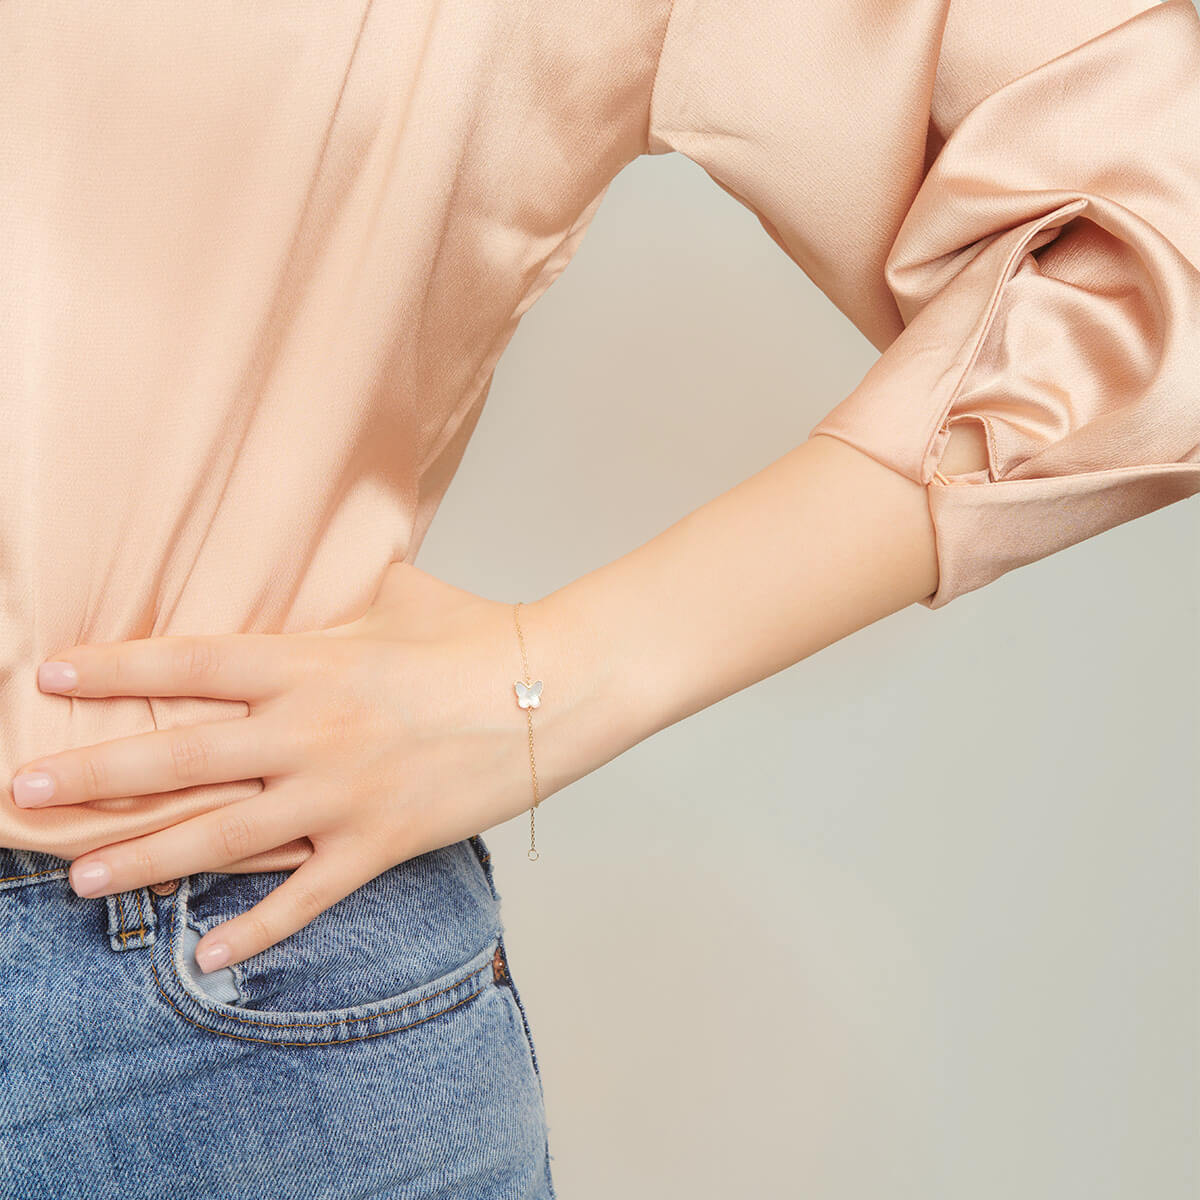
9, 563, 568, 973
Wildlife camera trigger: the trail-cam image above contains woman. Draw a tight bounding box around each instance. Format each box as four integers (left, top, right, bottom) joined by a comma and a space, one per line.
1, 0, 1196, 1196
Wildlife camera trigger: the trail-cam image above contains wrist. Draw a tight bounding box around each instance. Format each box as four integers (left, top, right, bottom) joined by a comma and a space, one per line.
511, 583, 650, 805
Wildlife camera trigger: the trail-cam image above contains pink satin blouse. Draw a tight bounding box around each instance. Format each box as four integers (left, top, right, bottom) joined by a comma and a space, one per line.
2, 0, 1197, 873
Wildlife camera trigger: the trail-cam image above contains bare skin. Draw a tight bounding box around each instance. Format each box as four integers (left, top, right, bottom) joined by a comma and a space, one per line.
525, 424, 987, 759
8, 425, 987, 973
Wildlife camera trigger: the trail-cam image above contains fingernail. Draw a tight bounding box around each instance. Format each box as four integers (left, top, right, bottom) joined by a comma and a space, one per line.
12, 771, 56, 807
196, 942, 231, 972
38, 662, 78, 693
71, 861, 112, 896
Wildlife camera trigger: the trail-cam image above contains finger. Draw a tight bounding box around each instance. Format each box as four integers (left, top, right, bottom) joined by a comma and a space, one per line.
10, 713, 293, 808
66, 784, 323, 898
193, 846, 386, 973
37, 632, 312, 703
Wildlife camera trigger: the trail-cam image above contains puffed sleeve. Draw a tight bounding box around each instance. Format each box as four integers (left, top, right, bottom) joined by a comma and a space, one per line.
645, 0, 1200, 608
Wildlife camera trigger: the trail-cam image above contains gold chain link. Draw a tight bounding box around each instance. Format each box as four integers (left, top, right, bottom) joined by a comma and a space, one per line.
512, 601, 542, 860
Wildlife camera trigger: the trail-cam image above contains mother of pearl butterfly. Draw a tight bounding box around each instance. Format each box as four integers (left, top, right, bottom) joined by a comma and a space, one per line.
514, 679, 543, 709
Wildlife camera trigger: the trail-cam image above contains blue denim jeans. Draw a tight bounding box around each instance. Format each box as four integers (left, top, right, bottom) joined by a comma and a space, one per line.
0, 835, 556, 1199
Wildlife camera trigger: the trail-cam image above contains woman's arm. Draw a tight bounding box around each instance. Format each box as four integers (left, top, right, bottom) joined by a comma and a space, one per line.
645, 0, 1200, 615
19, 421, 985, 964
522, 425, 988, 795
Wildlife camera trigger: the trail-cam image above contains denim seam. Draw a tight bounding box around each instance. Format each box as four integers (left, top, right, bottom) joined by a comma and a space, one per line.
138, 887, 496, 1047
0, 867, 68, 884
0, 866, 70, 898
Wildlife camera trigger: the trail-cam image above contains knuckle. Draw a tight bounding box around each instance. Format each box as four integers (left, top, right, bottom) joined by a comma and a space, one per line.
241, 909, 275, 953
289, 635, 330, 678
169, 733, 213, 783
109, 644, 130, 695
311, 696, 369, 752
126, 844, 159, 882
214, 811, 257, 861
276, 715, 314, 759
80, 754, 109, 799
173, 639, 222, 686
288, 880, 326, 925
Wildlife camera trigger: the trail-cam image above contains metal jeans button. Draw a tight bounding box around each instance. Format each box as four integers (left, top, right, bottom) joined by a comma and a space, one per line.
149, 878, 181, 896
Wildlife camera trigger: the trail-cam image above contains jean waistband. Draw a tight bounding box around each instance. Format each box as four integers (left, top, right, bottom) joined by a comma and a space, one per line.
0, 845, 168, 958
0, 846, 72, 890
1, 835, 501, 964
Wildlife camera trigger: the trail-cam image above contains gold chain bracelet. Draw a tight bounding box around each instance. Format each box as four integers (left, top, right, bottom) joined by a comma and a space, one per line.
511, 601, 543, 861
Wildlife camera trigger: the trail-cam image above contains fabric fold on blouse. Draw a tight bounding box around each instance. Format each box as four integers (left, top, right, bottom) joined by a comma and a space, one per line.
0, 0, 662, 871
2, 0, 1196, 872
648, 0, 1200, 608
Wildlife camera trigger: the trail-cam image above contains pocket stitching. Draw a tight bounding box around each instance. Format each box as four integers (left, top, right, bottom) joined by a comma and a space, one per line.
139, 885, 498, 1047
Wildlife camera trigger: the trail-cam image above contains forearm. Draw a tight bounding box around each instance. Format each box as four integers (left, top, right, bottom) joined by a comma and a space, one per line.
521, 426, 987, 799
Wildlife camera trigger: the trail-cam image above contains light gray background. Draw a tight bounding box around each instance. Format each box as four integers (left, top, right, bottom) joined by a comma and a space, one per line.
418, 57, 1200, 1199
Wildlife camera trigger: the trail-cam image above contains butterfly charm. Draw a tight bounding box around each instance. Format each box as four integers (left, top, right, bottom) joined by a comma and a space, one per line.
514, 679, 543, 709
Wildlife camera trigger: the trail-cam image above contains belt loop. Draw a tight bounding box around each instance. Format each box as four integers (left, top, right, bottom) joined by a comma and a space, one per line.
105, 886, 157, 952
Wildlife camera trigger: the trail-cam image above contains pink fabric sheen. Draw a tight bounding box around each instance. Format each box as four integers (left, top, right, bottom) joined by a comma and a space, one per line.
2, 0, 1196, 868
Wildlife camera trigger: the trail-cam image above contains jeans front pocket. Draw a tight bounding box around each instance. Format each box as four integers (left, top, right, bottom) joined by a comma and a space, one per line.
146, 839, 505, 1047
